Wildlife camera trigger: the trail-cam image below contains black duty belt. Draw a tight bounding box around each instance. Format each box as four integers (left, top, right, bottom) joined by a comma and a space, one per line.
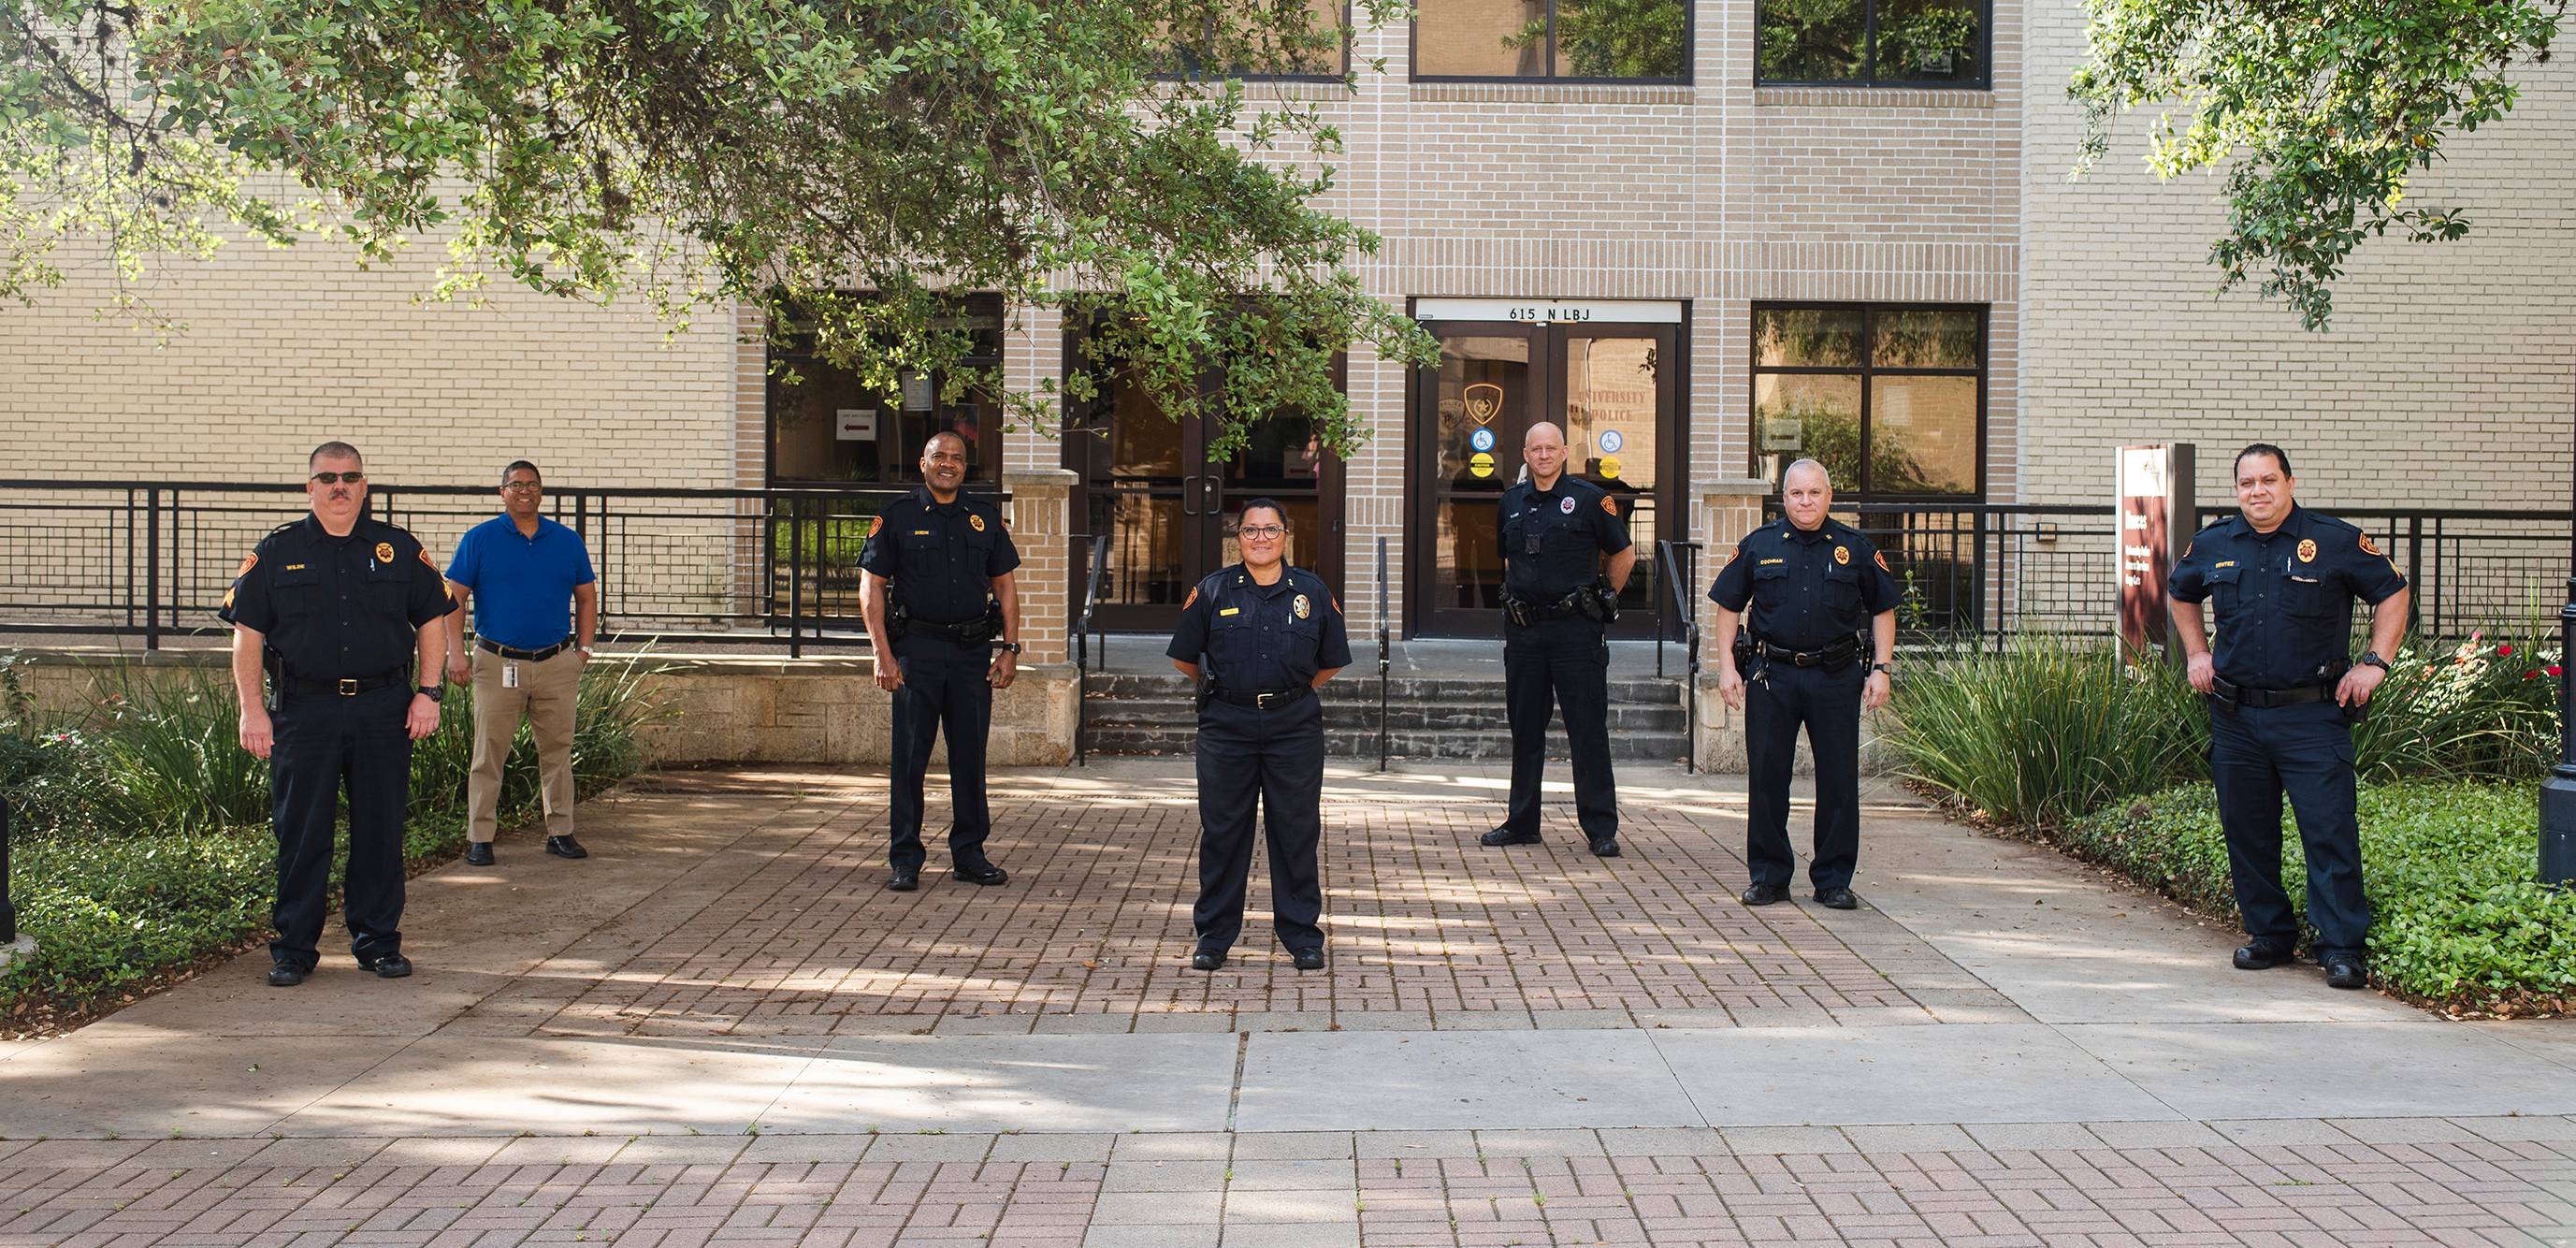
904, 617, 993, 646
1501, 592, 1585, 628
1208, 685, 1313, 710
477, 636, 576, 661
281, 670, 410, 697
2211, 676, 2333, 709
1743, 637, 1861, 670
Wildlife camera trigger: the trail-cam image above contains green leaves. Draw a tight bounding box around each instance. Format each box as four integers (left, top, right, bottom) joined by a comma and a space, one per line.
6, 0, 1435, 447
2070, 0, 2562, 329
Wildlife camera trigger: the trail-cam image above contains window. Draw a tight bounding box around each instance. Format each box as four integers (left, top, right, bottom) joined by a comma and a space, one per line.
1757, 0, 1986, 87
1414, 0, 1689, 82
766, 294, 1005, 487
1158, 1, 1350, 80
1751, 305, 1983, 499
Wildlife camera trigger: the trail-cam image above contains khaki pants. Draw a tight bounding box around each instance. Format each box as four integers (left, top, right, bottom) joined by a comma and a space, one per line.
468, 646, 581, 844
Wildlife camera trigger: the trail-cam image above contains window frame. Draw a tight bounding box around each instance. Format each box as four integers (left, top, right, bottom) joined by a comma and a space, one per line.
1753, 0, 1992, 90
764, 292, 1008, 491
1747, 301, 1988, 502
1155, 2, 1356, 83
1410, 0, 1695, 85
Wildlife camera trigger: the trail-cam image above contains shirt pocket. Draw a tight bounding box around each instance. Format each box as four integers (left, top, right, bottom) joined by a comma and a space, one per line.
2282, 572, 2334, 618
1823, 564, 1862, 612
1207, 609, 1257, 674
366, 563, 411, 617
270, 564, 325, 623
2206, 563, 2243, 611
1281, 615, 1323, 668
1750, 561, 1790, 600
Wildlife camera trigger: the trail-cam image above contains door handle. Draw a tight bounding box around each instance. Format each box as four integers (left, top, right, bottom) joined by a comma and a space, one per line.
1180, 474, 1199, 517
1203, 475, 1223, 515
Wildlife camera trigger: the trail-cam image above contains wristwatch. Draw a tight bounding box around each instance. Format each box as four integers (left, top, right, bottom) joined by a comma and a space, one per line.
1868, 661, 1894, 676
2359, 650, 2391, 672
996, 641, 1022, 655
416, 684, 445, 703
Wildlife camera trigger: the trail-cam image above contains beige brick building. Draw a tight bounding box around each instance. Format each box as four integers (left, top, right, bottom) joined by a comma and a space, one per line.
4, 0, 2569, 668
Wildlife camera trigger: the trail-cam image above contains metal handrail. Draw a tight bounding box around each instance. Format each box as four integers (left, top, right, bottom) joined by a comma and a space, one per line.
1072, 529, 1112, 767
1657, 539, 1703, 775
1375, 535, 1391, 773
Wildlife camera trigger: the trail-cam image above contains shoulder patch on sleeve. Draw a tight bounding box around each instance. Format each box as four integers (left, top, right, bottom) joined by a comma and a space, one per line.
2358, 531, 2381, 557
1599, 495, 1617, 516
418, 547, 437, 570
1874, 550, 1889, 572
235, 553, 257, 578
1182, 586, 1199, 610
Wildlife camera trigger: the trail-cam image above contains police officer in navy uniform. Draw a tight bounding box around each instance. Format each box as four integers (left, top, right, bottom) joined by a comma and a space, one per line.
1708, 458, 1898, 911
1167, 499, 1351, 972
859, 430, 1021, 892
2168, 443, 2408, 991
223, 442, 456, 987
1483, 421, 1637, 858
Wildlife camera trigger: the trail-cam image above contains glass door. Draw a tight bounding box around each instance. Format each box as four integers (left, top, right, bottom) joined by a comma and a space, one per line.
1411, 321, 1680, 638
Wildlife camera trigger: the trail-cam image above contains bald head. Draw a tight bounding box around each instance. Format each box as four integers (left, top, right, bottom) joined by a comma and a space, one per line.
1781, 458, 1833, 531
1522, 421, 1569, 486
1523, 422, 1564, 450
1783, 458, 1831, 492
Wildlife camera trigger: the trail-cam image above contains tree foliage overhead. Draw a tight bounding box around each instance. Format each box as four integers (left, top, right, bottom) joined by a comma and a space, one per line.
2, 0, 1435, 457
2071, 0, 2564, 330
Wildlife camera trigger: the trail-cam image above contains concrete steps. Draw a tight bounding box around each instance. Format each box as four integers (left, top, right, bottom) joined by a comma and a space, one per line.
1078, 671, 1690, 762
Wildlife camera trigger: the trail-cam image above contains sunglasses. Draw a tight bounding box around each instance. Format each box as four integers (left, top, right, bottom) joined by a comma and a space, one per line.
309, 472, 367, 485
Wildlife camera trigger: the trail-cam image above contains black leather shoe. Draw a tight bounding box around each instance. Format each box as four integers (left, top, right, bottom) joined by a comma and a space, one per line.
1480, 827, 1542, 847
1814, 887, 1860, 910
359, 953, 412, 979
1190, 949, 1227, 972
2323, 952, 2368, 990
267, 965, 308, 988
1587, 836, 1621, 858
2233, 941, 2295, 970
463, 842, 496, 866
887, 865, 920, 892
1740, 883, 1789, 907
544, 834, 588, 860
951, 863, 1009, 886
1291, 947, 1326, 972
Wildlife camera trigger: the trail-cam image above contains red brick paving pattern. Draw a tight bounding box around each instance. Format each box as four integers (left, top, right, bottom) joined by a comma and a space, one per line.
524, 785, 1934, 1038
1, 1137, 2569, 1245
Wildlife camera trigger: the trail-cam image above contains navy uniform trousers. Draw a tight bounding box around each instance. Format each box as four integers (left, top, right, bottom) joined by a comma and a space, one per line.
2208, 698, 2371, 955
1193, 695, 1326, 953
269, 684, 411, 971
1500, 616, 1617, 838
1744, 660, 1863, 892
888, 633, 995, 872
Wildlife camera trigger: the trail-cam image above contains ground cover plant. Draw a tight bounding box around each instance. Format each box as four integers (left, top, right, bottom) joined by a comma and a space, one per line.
0, 655, 662, 1031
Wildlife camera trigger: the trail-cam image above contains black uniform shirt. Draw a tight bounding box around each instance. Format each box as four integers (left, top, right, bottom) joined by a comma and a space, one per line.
1165, 564, 1353, 694
219, 515, 456, 681
2168, 505, 2407, 689
1497, 475, 1633, 602
1707, 516, 1902, 650
857, 487, 1020, 624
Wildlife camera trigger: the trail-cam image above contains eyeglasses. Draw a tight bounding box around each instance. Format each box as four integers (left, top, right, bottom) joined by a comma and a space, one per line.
309, 472, 366, 485
502, 482, 543, 492
1237, 525, 1286, 540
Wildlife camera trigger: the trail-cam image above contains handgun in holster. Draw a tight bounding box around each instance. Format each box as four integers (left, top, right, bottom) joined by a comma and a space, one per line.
887, 602, 911, 641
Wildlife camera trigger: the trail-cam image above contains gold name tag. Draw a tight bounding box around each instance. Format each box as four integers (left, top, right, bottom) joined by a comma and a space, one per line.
913, 530, 931, 536
1758, 559, 1785, 566
1219, 607, 1241, 617
283, 563, 307, 571
2215, 560, 2236, 569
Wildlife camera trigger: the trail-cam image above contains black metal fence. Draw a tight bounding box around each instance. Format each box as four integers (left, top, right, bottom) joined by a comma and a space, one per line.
1766, 501, 2573, 649
0, 480, 1008, 654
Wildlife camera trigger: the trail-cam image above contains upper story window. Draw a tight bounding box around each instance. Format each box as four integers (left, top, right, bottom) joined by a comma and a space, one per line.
1159, 1, 1351, 80
1414, 0, 1690, 82
1751, 304, 1984, 500
1756, 0, 1988, 87
767, 294, 1005, 488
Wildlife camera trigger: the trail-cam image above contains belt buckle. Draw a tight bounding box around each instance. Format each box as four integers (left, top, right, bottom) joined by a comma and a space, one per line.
1255, 691, 1277, 710
337, 677, 359, 696
1794, 651, 1815, 667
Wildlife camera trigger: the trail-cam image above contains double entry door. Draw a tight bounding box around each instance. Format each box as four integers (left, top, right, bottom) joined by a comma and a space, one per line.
1064, 368, 1344, 635
1412, 319, 1679, 637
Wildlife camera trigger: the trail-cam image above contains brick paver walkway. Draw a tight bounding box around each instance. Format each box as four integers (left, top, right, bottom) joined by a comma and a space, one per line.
5, 1125, 2572, 1246
511, 780, 1947, 1038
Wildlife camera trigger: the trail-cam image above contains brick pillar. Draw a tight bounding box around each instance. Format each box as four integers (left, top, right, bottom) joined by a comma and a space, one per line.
1006, 467, 1078, 665
1693, 479, 1773, 771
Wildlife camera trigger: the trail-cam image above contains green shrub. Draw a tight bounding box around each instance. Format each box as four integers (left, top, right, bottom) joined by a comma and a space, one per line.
2064, 782, 2576, 1014
0, 654, 667, 1021
1885, 638, 2207, 827
1889, 628, 2560, 829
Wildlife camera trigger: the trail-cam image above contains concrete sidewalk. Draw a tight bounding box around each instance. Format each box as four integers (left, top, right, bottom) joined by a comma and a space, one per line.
2, 762, 2571, 1246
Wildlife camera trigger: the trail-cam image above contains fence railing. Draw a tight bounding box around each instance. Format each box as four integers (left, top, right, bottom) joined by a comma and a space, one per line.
1761, 501, 2574, 650
0, 479, 1005, 654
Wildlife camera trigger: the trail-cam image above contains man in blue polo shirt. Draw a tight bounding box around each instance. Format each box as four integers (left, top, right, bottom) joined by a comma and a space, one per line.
442, 459, 600, 866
